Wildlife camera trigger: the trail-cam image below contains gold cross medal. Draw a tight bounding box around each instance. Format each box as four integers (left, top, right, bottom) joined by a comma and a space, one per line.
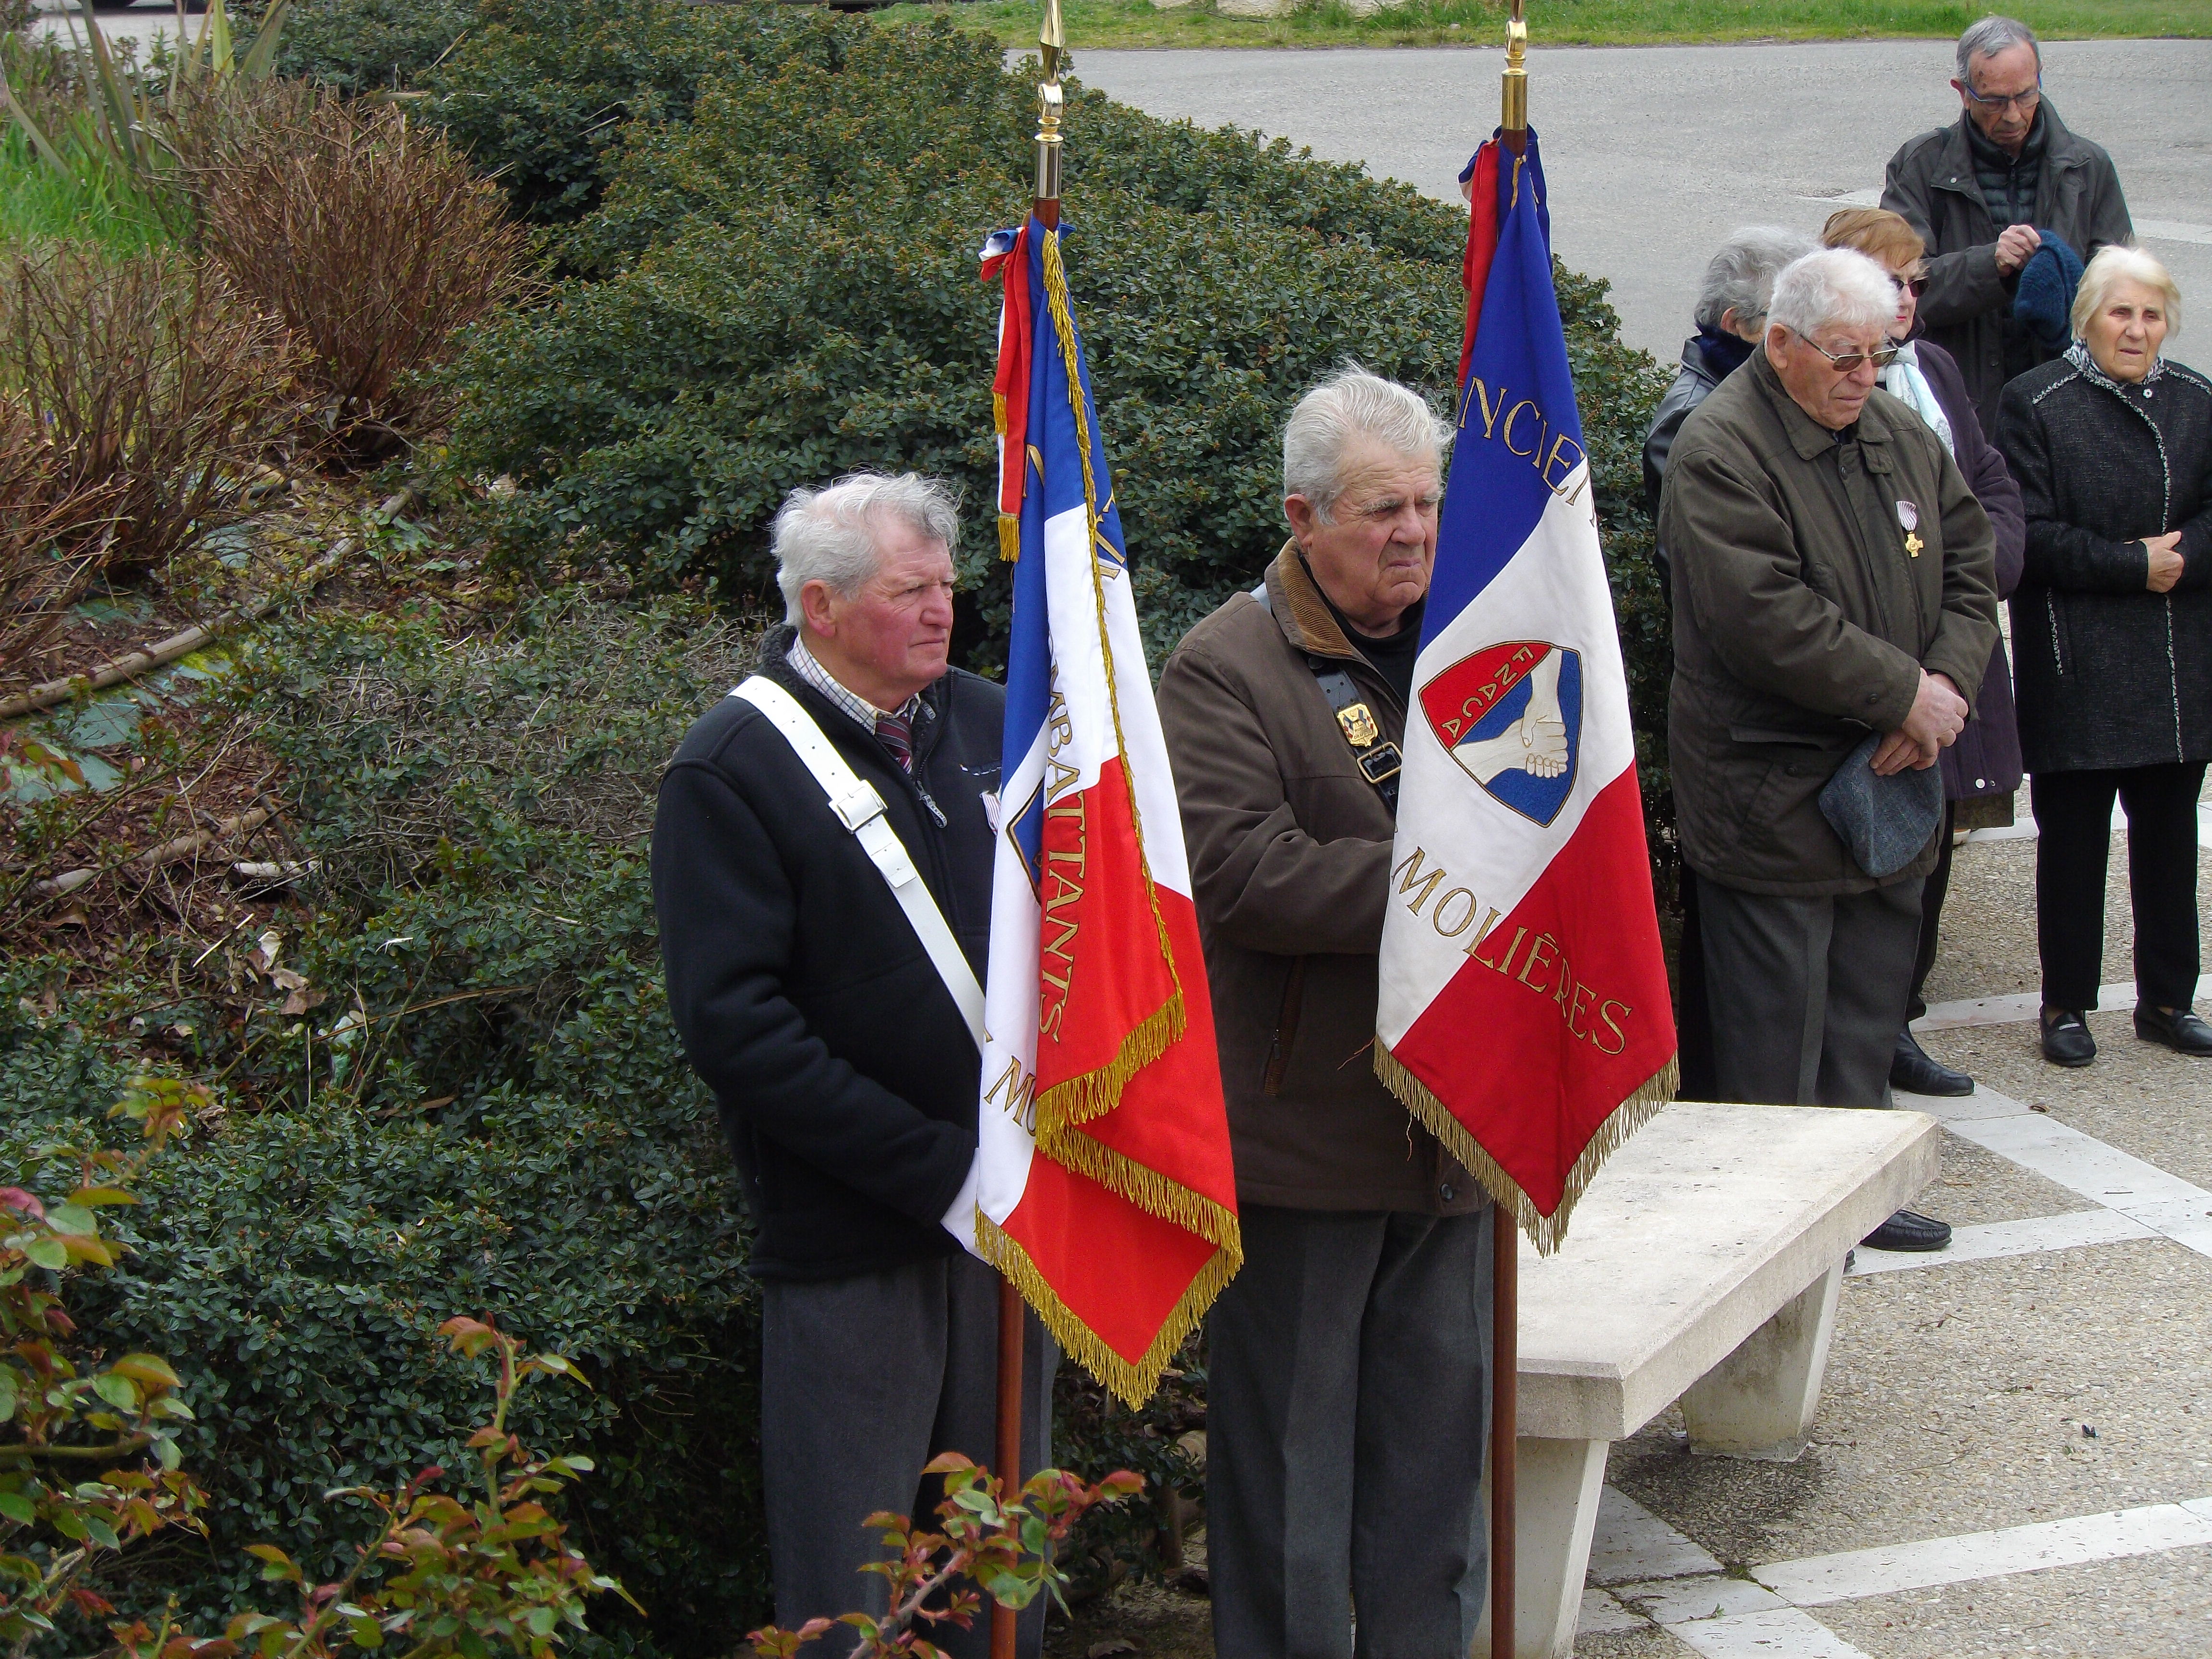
1898, 498, 1923, 558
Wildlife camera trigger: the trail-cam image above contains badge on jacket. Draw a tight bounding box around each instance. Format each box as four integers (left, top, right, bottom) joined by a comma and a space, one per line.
1898, 499, 1923, 558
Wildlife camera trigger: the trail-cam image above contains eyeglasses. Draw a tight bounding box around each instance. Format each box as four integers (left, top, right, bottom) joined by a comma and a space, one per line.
1959, 78, 2042, 114
1888, 273, 1929, 298
1792, 332, 1901, 373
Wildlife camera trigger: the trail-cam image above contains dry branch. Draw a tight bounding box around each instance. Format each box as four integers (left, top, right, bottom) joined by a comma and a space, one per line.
0, 538, 355, 721
33, 805, 277, 902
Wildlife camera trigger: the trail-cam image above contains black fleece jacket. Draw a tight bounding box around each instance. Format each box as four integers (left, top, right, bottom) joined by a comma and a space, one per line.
651, 627, 1005, 1281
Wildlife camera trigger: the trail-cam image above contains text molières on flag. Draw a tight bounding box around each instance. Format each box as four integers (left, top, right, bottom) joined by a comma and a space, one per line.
945, 216, 1242, 1407
1375, 132, 1678, 1255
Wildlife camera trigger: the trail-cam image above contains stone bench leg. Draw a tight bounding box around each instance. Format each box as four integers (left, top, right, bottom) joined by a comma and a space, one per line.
1680, 1256, 1846, 1462
1471, 1435, 1611, 1659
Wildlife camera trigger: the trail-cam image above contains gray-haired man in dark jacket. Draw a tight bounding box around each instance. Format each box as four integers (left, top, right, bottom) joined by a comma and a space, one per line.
652, 472, 1051, 1657
1882, 16, 2132, 432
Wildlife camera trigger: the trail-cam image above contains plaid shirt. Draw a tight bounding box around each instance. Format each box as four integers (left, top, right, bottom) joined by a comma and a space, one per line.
785, 637, 922, 732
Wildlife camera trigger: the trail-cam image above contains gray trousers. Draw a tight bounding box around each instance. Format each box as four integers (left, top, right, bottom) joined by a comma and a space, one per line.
1697, 875, 1924, 1108
761, 1250, 1056, 1658
1206, 1204, 1493, 1659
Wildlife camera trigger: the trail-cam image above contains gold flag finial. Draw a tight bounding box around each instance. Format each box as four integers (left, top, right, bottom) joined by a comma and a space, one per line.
1035, 0, 1066, 214
1501, 0, 1528, 148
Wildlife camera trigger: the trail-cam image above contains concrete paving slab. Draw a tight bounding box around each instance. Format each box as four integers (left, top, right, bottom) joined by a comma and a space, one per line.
1752, 1498, 2212, 1605
1073, 40, 2212, 381
1580, 1586, 1655, 1637
1808, 1543, 2212, 1658
1609, 1240, 2212, 1567
1612, 1574, 1788, 1626
1912, 1125, 2095, 1228
1667, 1607, 1878, 1659
1590, 1486, 1726, 1586
1849, 1207, 2154, 1275
1921, 1018, 2212, 1195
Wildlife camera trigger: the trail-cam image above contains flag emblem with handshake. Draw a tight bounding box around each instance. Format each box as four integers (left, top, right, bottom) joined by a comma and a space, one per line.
1375, 131, 1677, 1252
953, 216, 1241, 1405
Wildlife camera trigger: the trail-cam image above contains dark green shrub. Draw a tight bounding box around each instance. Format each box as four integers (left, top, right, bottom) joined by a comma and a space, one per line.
0, 599, 773, 1655
273, 0, 476, 95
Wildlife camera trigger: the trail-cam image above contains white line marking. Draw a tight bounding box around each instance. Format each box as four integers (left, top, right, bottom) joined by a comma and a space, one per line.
1588, 1485, 1725, 1584
1914, 975, 2212, 1030
1848, 1207, 2154, 1274
1949, 1108, 2212, 1213
1612, 1573, 1789, 1625
2139, 217, 2212, 247
1750, 1498, 2212, 1606
1795, 189, 1883, 208
1669, 1606, 1881, 1658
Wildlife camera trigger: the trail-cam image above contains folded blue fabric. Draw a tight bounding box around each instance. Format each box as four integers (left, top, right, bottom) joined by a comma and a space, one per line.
2014, 231, 2085, 352
1819, 733, 1945, 879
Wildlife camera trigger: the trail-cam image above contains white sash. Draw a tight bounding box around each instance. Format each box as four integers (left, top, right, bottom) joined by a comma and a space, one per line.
732, 676, 986, 1051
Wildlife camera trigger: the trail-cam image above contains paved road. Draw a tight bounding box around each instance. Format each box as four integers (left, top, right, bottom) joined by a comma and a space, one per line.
1073, 39, 2212, 376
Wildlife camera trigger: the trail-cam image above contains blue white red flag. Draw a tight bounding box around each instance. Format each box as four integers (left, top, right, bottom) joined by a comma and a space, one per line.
952, 217, 1241, 1404
1374, 132, 1676, 1252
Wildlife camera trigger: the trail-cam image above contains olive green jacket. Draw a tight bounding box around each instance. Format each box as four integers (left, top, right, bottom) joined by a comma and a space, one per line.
1156, 546, 1481, 1214
1660, 349, 2000, 896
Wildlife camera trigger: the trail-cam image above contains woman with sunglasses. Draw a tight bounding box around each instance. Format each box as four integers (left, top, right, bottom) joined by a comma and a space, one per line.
1823, 207, 2026, 1100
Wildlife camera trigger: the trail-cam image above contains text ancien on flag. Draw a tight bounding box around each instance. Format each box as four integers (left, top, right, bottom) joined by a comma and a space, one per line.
958, 219, 1241, 1406
1375, 132, 1677, 1254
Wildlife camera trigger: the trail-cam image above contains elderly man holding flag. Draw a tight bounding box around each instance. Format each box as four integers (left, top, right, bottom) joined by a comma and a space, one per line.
1162, 31, 1679, 1654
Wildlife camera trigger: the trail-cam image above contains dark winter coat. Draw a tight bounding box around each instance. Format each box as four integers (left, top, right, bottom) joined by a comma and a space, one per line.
1661, 349, 2000, 896
651, 627, 1004, 1281
1156, 545, 1481, 1215
1906, 337, 2027, 803
1882, 102, 2132, 433
1643, 331, 1755, 591
1998, 352, 2212, 773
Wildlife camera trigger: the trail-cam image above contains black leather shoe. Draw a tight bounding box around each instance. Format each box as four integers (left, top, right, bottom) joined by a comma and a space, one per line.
1862, 1209, 1951, 1252
1890, 1030, 1974, 1096
2134, 1004, 2212, 1056
2040, 1009, 2095, 1068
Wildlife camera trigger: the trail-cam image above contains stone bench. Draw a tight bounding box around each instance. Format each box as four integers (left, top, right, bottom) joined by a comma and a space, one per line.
1471, 1100, 1940, 1659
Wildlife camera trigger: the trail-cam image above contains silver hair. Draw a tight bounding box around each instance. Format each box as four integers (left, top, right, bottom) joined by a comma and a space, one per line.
1766, 248, 1899, 343
1957, 15, 2040, 82
1694, 226, 1821, 333
1281, 364, 1452, 521
2071, 244, 2182, 340
771, 471, 960, 626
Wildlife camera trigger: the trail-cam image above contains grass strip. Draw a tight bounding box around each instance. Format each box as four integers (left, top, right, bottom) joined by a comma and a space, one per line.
0, 130, 176, 254
872, 0, 2212, 52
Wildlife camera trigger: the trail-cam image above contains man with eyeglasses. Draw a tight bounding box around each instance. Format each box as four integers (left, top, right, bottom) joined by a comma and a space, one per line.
1661, 248, 1998, 1252
1882, 15, 2132, 431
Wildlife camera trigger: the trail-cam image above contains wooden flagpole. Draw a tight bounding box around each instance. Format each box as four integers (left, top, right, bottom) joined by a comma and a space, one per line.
1490, 29, 1528, 1659
991, 8, 1065, 1658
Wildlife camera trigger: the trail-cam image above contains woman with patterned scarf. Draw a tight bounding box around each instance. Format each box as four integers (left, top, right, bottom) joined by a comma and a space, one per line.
1998, 246, 2212, 1068
1823, 207, 2027, 1099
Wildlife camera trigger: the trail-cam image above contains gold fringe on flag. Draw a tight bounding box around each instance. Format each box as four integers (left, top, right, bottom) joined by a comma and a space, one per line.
1033, 991, 1185, 1135
998, 514, 1021, 564
978, 1210, 1241, 1410
1373, 1044, 1677, 1256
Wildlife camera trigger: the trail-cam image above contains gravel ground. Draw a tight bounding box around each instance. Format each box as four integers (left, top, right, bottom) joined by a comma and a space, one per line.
1610, 1239, 2212, 1565
1917, 1126, 2098, 1227
1815, 1544, 2212, 1658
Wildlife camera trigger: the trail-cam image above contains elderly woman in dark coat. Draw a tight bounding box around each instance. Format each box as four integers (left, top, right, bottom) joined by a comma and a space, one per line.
1998, 246, 2212, 1067
1824, 208, 2027, 1099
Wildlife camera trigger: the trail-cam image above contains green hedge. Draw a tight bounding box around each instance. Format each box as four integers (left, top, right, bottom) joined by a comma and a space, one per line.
0, 599, 773, 1653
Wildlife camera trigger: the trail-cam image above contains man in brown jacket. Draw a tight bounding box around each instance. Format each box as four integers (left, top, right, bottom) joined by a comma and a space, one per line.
1157, 368, 1491, 1659
1661, 249, 2000, 1255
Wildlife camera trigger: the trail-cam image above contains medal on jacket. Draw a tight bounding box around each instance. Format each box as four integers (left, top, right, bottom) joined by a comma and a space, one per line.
1898, 499, 1923, 558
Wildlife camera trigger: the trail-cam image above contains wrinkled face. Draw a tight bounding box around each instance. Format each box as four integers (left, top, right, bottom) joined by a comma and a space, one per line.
802, 518, 957, 708
2080, 277, 2171, 384
1286, 442, 1442, 636
1954, 43, 2041, 153
1767, 319, 1888, 431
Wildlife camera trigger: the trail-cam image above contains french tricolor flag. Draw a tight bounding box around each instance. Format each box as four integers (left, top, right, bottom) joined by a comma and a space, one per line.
955, 217, 1241, 1405
1375, 132, 1677, 1252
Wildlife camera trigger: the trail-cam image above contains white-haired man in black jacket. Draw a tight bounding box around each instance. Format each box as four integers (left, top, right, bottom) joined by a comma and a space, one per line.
652, 471, 1051, 1657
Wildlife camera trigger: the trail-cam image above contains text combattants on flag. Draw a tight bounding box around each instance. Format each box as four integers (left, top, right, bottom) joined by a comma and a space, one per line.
959, 218, 1241, 1406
